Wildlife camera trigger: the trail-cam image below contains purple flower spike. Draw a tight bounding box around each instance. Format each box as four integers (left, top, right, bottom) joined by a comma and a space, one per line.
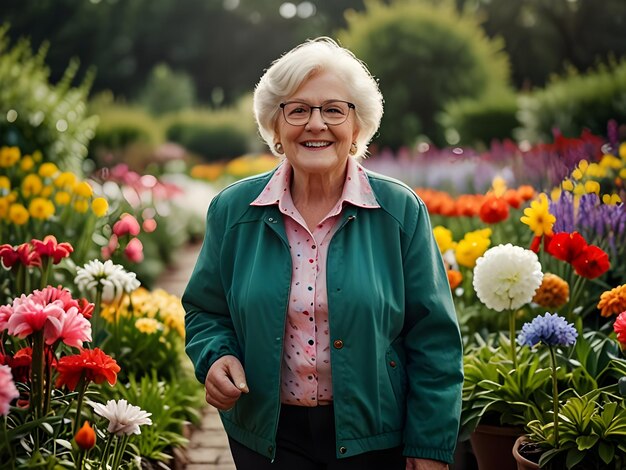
517, 313, 578, 347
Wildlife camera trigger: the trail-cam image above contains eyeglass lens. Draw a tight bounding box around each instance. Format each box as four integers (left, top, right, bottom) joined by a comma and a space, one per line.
282, 101, 352, 125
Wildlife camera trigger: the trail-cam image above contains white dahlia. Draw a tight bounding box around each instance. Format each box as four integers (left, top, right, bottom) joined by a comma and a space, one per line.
473, 243, 543, 311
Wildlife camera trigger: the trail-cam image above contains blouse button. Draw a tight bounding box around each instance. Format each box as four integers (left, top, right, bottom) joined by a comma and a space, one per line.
389, 361, 397, 368
333, 339, 344, 349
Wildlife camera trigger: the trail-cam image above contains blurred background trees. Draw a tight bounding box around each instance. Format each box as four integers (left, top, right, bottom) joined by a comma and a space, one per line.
2, 0, 625, 154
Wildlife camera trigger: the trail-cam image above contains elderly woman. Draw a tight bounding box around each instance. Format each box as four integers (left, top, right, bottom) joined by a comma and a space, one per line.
183, 38, 463, 470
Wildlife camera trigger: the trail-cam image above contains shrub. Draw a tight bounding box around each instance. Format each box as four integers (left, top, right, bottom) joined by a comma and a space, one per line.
0, 25, 98, 173
138, 63, 197, 116
338, 0, 511, 148
517, 60, 626, 143
440, 90, 520, 147
163, 106, 254, 162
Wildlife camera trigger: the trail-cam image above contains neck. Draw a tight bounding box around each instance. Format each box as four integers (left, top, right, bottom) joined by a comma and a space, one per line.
290, 165, 346, 208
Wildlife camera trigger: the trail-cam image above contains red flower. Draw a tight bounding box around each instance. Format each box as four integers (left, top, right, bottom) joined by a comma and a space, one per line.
77, 298, 94, 320
9, 347, 32, 383
571, 245, 610, 279
55, 348, 120, 391
0, 244, 19, 268
0, 243, 41, 268
75, 421, 96, 450
546, 232, 588, 263
31, 236, 74, 264
614, 312, 626, 347
503, 189, 522, 209
479, 195, 509, 224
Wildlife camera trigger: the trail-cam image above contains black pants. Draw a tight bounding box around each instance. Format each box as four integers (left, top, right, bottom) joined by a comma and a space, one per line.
228, 404, 405, 469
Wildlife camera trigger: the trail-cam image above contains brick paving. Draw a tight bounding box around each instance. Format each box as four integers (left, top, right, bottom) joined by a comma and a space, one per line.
156, 242, 236, 470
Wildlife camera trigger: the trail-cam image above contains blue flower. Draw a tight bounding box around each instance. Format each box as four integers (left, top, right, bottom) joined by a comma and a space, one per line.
517, 313, 578, 347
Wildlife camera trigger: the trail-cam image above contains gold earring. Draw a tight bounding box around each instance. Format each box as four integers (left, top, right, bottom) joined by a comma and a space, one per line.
274, 142, 284, 154
349, 142, 357, 156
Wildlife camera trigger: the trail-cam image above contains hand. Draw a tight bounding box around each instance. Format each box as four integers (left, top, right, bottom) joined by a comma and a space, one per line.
204, 355, 249, 410
406, 458, 448, 470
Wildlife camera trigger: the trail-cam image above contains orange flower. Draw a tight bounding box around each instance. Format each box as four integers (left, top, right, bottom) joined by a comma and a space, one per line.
532, 273, 570, 309
55, 348, 120, 391
503, 188, 522, 209
455, 194, 483, 217
447, 270, 463, 290
479, 195, 509, 224
517, 185, 535, 201
74, 421, 96, 450
597, 284, 626, 318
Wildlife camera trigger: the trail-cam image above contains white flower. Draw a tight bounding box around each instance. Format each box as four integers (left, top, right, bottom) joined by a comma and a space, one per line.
473, 243, 543, 311
89, 399, 152, 436
75, 259, 140, 303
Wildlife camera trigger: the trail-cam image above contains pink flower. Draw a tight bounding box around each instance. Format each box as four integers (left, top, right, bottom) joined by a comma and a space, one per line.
0, 304, 11, 331
615, 311, 626, 347
31, 236, 74, 264
113, 214, 140, 237
101, 234, 119, 260
0, 364, 19, 415
7, 297, 64, 339
124, 238, 144, 263
142, 219, 157, 233
50, 307, 92, 348
30, 286, 77, 312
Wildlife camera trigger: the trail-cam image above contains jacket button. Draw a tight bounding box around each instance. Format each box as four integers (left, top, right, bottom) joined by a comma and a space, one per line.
339, 446, 347, 454
268, 445, 274, 454
389, 360, 397, 368
333, 339, 344, 349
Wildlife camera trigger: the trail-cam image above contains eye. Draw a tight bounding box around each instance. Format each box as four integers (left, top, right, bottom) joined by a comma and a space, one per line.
323, 103, 346, 115
287, 104, 310, 115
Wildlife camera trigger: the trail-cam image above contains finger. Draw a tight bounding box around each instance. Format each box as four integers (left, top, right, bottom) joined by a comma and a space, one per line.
208, 372, 242, 399
225, 360, 249, 393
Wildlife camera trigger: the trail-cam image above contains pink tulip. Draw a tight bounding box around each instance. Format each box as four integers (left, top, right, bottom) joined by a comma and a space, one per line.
124, 238, 144, 263
0, 364, 19, 415
113, 214, 141, 237
101, 234, 119, 260
142, 219, 157, 233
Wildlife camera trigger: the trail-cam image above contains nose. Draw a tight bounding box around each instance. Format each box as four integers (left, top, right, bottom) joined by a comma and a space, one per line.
306, 108, 327, 131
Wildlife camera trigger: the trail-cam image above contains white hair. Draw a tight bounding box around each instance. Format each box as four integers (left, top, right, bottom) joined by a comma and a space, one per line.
253, 37, 384, 159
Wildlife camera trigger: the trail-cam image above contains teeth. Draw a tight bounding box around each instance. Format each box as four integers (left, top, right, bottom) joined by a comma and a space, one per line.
303, 141, 330, 148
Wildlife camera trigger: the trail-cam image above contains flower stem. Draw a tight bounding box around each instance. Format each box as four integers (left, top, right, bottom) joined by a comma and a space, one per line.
549, 345, 560, 447
99, 433, 114, 469
30, 331, 45, 448
92, 286, 103, 347
73, 374, 88, 435
509, 309, 517, 369
40, 257, 52, 290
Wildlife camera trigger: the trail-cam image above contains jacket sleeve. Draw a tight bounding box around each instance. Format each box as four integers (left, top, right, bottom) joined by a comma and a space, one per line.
401, 199, 464, 463
182, 195, 242, 384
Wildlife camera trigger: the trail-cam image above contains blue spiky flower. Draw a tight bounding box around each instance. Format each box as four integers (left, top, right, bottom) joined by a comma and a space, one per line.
517, 312, 578, 347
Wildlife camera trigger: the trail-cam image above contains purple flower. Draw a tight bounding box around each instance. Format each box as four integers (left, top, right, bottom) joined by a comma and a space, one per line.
517, 313, 578, 347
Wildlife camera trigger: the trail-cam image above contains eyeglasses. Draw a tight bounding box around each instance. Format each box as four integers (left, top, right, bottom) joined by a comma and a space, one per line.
279, 100, 355, 126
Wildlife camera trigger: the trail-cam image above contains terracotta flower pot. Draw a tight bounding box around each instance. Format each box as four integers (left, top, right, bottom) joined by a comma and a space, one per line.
512, 436, 540, 470
470, 424, 523, 470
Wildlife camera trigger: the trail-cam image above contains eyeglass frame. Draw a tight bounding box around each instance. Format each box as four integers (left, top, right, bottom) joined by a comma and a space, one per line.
279, 100, 356, 126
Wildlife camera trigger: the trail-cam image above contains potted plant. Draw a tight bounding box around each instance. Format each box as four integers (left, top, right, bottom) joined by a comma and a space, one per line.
512, 313, 626, 469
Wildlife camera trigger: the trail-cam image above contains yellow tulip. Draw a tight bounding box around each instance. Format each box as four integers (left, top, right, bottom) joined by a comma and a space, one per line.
433, 226, 455, 253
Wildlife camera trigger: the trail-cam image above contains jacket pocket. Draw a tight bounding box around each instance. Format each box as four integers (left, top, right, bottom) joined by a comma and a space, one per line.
385, 344, 407, 408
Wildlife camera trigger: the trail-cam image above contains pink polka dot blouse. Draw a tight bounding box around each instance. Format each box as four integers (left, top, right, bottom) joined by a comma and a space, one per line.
251, 158, 379, 406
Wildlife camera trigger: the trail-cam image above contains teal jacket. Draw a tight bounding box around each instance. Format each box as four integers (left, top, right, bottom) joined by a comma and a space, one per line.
183, 167, 463, 463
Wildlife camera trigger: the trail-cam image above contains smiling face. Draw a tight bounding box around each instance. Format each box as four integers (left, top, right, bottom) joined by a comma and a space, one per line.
275, 71, 360, 179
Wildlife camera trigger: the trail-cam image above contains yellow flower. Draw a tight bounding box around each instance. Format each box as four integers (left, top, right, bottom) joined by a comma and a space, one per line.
620, 143, 626, 160
600, 154, 623, 170
491, 176, 507, 197
55, 191, 72, 206
32, 150, 42, 162
38, 162, 59, 178
73, 181, 93, 198
602, 194, 622, 205
41, 185, 53, 198
521, 193, 556, 236
0, 197, 9, 218
22, 174, 43, 197
561, 179, 574, 192
54, 172, 78, 189
9, 203, 29, 225
433, 226, 455, 253
585, 162, 605, 178
29, 197, 55, 219
135, 318, 162, 335
455, 229, 492, 268
91, 197, 109, 217
74, 199, 89, 213
20, 156, 35, 172
584, 180, 600, 195
0, 176, 10, 195
0, 146, 20, 168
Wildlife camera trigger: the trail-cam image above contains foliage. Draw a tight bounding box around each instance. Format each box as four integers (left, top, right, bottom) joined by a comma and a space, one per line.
339, 0, 511, 148
0, 25, 99, 174
439, 89, 520, 147
163, 106, 255, 162
517, 60, 626, 143
138, 63, 197, 116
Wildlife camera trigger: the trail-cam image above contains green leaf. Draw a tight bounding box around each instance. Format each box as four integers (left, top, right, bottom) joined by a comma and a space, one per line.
55, 439, 73, 450
598, 441, 615, 464
575, 435, 598, 450
565, 448, 586, 469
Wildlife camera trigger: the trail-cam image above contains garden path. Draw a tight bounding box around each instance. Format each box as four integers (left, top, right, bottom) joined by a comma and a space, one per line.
155, 242, 236, 470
